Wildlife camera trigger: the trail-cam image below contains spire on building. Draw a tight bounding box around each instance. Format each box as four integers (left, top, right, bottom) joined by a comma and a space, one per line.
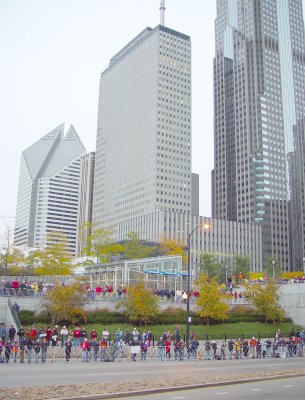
160, 0, 165, 26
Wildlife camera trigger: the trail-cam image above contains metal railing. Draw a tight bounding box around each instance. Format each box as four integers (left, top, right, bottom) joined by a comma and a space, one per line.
2, 340, 304, 363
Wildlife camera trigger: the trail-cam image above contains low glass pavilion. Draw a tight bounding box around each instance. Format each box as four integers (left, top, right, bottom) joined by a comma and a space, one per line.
85, 255, 186, 290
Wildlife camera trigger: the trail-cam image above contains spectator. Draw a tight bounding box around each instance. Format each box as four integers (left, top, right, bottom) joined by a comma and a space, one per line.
81, 338, 90, 362
140, 340, 148, 361
73, 326, 81, 347
90, 338, 100, 361
102, 328, 110, 343
60, 326, 69, 347
34, 341, 41, 363
17, 325, 25, 344
12, 301, 19, 312
41, 337, 48, 363
11, 341, 19, 363
8, 325, 16, 343
4, 341, 11, 363
90, 328, 97, 340
227, 338, 234, 360
157, 337, 164, 361
115, 328, 122, 343
0, 325, 7, 342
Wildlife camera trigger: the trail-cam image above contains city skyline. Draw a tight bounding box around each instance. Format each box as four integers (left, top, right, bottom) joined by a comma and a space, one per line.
0, 0, 216, 232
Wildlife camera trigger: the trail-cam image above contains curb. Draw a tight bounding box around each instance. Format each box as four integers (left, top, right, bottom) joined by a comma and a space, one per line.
51, 371, 305, 400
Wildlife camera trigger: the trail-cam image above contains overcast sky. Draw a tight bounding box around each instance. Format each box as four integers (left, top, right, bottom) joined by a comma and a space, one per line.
1, 1, 303, 234
0, 0, 217, 232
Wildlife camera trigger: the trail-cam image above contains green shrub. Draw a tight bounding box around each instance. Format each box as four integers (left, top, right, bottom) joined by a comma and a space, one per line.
87, 309, 129, 325
18, 310, 36, 326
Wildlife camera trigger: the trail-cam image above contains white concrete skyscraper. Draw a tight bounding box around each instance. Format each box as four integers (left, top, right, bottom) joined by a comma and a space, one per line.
93, 22, 192, 228
14, 124, 86, 254
212, 0, 305, 270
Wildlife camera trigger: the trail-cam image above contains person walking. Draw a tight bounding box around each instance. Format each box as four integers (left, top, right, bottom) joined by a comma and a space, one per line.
65, 339, 72, 362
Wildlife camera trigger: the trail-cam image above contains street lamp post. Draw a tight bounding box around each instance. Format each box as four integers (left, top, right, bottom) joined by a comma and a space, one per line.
272, 259, 275, 280
186, 223, 209, 344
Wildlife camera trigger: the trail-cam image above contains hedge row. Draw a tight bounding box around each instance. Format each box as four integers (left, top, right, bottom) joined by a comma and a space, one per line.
18, 307, 291, 327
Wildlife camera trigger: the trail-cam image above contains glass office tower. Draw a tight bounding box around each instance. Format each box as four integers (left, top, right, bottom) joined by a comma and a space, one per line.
212, 0, 305, 270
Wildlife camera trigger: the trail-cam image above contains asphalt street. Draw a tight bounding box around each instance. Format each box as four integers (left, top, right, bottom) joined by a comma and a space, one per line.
0, 357, 304, 388
122, 377, 305, 400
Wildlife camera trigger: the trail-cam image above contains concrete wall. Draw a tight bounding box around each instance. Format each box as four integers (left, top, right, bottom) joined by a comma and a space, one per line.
279, 284, 305, 327
2, 283, 305, 327
0, 297, 18, 329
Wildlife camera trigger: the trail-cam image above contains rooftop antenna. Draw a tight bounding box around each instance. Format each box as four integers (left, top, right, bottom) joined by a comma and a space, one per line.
160, 0, 166, 26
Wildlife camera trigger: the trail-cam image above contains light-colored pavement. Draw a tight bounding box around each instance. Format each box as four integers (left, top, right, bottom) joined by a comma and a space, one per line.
121, 376, 305, 400
1, 357, 305, 387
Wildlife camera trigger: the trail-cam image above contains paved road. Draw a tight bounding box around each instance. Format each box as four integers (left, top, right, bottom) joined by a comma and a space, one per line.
122, 377, 305, 400
0, 357, 304, 388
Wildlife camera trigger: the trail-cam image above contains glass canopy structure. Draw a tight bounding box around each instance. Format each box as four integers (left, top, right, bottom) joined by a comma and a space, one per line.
85, 255, 185, 290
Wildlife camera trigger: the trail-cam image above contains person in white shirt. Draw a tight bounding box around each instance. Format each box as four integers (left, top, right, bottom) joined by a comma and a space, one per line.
60, 326, 69, 347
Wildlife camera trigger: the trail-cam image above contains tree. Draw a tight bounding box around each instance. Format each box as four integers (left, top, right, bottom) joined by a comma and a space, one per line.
31, 232, 74, 275
195, 274, 229, 325
43, 279, 88, 324
123, 281, 160, 326
199, 252, 221, 278
0, 226, 29, 275
78, 222, 123, 263
0, 225, 15, 273
158, 236, 187, 264
123, 232, 156, 260
233, 255, 251, 280
264, 257, 282, 279
245, 281, 285, 323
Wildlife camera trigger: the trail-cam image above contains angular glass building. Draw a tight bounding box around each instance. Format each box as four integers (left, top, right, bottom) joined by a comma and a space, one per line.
14, 124, 86, 254
212, 0, 305, 270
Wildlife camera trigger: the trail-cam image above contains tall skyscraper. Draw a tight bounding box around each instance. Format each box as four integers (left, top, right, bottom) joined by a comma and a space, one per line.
212, 0, 305, 270
14, 124, 86, 255
93, 17, 192, 228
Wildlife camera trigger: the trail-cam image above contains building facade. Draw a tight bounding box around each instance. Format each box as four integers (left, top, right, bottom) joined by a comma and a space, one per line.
115, 210, 262, 274
93, 24, 192, 227
212, 0, 305, 270
14, 124, 86, 255
77, 152, 95, 255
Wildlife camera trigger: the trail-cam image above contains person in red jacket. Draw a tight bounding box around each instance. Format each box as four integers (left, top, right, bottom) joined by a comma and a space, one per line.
81, 338, 90, 362
90, 329, 97, 340
29, 325, 38, 341
165, 339, 171, 360
73, 326, 81, 347
45, 327, 52, 344
11, 279, 19, 295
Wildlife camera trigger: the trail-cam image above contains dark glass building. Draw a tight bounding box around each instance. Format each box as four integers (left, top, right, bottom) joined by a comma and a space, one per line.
212, 0, 305, 271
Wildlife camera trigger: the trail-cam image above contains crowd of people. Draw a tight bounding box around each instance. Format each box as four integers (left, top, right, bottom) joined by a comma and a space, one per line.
0, 279, 53, 297
0, 324, 304, 364
0, 278, 249, 307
